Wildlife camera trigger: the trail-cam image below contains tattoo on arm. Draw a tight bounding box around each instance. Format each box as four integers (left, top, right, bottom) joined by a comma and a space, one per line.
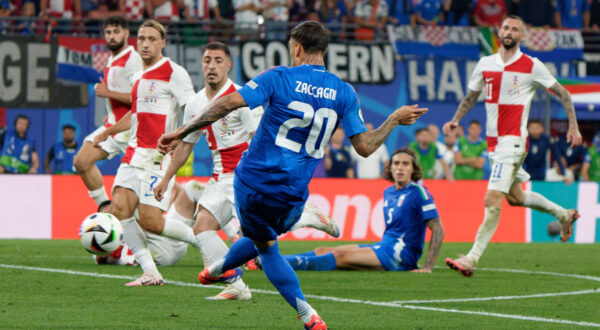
350, 116, 397, 157
452, 90, 481, 122
549, 83, 578, 130
424, 218, 444, 268
181, 92, 247, 138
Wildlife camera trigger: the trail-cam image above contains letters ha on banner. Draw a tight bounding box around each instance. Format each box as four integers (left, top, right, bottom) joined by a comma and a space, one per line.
240, 41, 395, 84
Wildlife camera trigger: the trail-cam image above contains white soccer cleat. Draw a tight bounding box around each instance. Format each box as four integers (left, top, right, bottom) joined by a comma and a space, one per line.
559, 209, 580, 243
205, 284, 252, 301
301, 204, 340, 238
446, 255, 475, 278
125, 273, 164, 286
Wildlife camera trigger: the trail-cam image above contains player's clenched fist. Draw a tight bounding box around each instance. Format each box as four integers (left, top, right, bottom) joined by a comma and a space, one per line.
157, 128, 184, 155
94, 77, 110, 98
392, 104, 428, 125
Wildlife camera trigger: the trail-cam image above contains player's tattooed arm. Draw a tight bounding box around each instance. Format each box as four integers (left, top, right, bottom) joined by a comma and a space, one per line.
351, 104, 428, 157
413, 217, 444, 273
549, 82, 582, 147
452, 89, 480, 122
181, 92, 248, 138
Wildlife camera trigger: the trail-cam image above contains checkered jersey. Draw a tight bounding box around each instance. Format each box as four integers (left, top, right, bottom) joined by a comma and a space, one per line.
45, 0, 74, 18
104, 46, 142, 126
467, 49, 556, 153
124, 0, 144, 20
183, 79, 262, 180
124, 57, 195, 175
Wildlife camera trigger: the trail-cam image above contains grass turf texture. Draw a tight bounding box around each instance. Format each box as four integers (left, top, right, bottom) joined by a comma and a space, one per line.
1, 240, 599, 329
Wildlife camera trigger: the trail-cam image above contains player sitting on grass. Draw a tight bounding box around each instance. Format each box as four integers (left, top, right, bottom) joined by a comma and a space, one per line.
283, 148, 445, 272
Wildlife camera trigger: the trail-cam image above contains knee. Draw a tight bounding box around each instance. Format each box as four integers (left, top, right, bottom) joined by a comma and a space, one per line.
484, 192, 504, 207
72, 154, 89, 172
140, 219, 163, 235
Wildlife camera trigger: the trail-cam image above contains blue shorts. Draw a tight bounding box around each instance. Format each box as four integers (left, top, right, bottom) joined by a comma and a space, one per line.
359, 237, 417, 271
234, 176, 305, 242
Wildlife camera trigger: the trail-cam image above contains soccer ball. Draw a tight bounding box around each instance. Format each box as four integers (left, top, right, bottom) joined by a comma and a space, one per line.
79, 212, 123, 255
547, 220, 561, 237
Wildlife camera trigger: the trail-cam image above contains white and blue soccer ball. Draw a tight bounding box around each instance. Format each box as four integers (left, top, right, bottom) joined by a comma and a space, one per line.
79, 212, 123, 255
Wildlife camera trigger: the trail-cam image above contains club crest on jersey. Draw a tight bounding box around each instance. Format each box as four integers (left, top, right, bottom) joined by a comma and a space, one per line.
148, 81, 158, 95
220, 116, 229, 129
397, 194, 406, 207
507, 75, 521, 96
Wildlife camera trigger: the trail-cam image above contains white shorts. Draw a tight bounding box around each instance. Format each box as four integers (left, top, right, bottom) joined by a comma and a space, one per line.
196, 173, 236, 228
113, 164, 175, 211
146, 232, 188, 266
487, 151, 530, 194
184, 180, 206, 204
84, 126, 131, 159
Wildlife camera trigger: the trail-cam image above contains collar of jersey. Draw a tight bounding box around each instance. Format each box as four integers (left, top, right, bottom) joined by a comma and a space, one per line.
496, 48, 522, 67
143, 57, 169, 73
111, 45, 134, 62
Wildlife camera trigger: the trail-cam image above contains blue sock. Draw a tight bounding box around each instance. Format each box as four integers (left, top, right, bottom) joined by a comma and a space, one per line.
288, 251, 316, 258
259, 242, 309, 312
222, 237, 259, 271
285, 253, 337, 271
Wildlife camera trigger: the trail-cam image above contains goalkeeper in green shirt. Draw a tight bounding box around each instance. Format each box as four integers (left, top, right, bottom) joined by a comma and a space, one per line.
453, 120, 488, 180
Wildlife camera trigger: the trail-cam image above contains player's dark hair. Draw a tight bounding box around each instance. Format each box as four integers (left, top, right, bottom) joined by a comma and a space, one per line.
414, 128, 429, 136
290, 21, 328, 54
528, 119, 543, 127
383, 147, 423, 183
103, 15, 129, 30
201, 42, 231, 59
97, 200, 112, 213
14, 114, 30, 127
468, 120, 481, 127
62, 124, 76, 131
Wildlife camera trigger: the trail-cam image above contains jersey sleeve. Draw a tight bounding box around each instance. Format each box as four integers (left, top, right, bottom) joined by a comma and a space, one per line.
416, 187, 439, 221
237, 68, 279, 110
340, 83, 367, 138
182, 97, 203, 144
239, 106, 263, 134
467, 59, 485, 92
531, 58, 557, 89
170, 66, 195, 107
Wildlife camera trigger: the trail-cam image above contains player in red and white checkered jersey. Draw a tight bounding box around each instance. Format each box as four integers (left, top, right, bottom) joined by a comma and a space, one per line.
74, 16, 142, 208
443, 15, 583, 278
106, 20, 197, 286
123, 0, 144, 20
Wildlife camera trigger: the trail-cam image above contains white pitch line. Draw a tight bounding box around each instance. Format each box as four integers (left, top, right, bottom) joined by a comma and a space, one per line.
391, 288, 600, 304
478, 267, 600, 283
1, 263, 600, 328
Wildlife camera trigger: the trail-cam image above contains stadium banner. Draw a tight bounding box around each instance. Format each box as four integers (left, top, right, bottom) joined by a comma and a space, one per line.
56, 37, 136, 83
0, 36, 57, 108
388, 25, 584, 62
240, 41, 395, 84
0, 175, 52, 239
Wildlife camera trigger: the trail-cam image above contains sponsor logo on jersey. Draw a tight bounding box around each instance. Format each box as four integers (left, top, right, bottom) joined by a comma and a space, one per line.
507, 74, 521, 96
142, 97, 158, 103
247, 81, 258, 89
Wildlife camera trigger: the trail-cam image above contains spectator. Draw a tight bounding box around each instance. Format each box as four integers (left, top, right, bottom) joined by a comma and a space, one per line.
350, 123, 389, 179
325, 127, 354, 178
504, 0, 518, 16
40, 0, 82, 26
455, 123, 464, 138
444, 0, 472, 26
1, 0, 12, 33
261, 0, 292, 41
86, 0, 123, 20
386, 0, 414, 26
582, 133, 600, 181
146, 0, 180, 21
233, 0, 261, 39
121, 0, 144, 20
440, 130, 457, 178
523, 120, 551, 181
428, 123, 448, 179
554, 0, 589, 30
45, 124, 79, 174
409, 127, 452, 180
549, 135, 586, 181
314, 0, 349, 40
0, 115, 39, 174
453, 120, 487, 180
413, 0, 444, 26
518, 0, 554, 28
16, 1, 38, 35
591, 0, 600, 31
353, 0, 389, 40
473, 0, 507, 29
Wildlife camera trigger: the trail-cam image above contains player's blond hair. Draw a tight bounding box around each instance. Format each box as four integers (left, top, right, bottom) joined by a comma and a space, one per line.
139, 19, 167, 40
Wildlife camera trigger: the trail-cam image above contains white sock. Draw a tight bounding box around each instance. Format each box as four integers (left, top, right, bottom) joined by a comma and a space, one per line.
121, 217, 159, 277
466, 206, 501, 266
221, 220, 240, 240
523, 191, 568, 222
89, 187, 109, 206
162, 216, 198, 248
297, 299, 318, 323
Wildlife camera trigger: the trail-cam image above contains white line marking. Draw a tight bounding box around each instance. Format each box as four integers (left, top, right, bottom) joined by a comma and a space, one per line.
478, 267, 600, 283
2, 264, 599, 328
391, 288, 600, 304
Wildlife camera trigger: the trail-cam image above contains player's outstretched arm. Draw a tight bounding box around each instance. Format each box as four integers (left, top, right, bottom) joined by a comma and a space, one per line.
93, 111, 132, 148
411, 217, 444, 273
157, 92, 248, 155
442, 90, 481, 135
548, 82, 582, 147
350, 104, 427, 157
153, 141, 194, 201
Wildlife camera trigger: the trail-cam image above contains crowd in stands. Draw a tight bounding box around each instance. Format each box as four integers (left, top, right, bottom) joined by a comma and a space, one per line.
2, 0, 600, 39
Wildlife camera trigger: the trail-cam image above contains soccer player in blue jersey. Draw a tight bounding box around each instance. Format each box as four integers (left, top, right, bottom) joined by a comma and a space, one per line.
284, 148, 444, 273
158, 21, 427, 330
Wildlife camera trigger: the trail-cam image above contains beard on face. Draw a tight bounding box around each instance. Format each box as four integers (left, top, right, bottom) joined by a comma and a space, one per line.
107, 38, 126, 52
501, 36, 517, 50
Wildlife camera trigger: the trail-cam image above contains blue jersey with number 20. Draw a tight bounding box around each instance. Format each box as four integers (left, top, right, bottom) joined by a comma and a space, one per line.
237, 64, 367, 202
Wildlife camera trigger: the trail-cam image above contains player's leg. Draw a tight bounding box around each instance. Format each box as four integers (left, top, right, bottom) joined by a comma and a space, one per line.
505, 175, 579, 242
290, 203, 340, 238
146, 232, 189, 266
73, 141, 111, 205
285, 245, 383, 271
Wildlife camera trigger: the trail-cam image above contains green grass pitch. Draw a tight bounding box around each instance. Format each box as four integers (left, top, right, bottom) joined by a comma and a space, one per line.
1, 240, 599, 329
